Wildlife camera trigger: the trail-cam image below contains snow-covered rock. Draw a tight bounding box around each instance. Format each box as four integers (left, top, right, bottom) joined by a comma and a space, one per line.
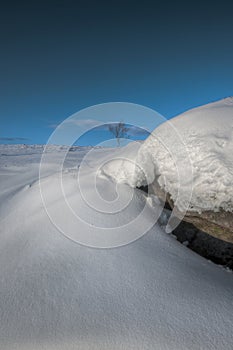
103, 97, 233, 242
136, 97, 233, 212
139, 97, 233, 241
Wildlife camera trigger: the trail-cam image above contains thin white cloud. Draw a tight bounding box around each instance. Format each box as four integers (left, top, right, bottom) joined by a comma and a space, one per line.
0, 137, 29, 142
70, 119, 102, 128
49, 119, 102, 130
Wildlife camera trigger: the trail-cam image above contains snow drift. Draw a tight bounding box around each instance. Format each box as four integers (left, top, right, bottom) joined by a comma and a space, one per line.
0, 143, 233, 350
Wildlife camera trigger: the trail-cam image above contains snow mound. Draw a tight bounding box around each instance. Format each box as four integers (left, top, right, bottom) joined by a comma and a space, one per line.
99, 142, 142, 186
103, 97, 233, 213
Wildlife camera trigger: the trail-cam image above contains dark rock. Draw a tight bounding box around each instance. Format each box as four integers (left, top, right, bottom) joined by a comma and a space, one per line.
173, 220, 233, 269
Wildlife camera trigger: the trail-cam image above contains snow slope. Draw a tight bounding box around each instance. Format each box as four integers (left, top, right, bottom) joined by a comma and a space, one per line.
0, 144, 233, 350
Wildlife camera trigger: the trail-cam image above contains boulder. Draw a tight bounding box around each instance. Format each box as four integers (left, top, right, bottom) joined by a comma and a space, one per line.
136, 97, 233, 242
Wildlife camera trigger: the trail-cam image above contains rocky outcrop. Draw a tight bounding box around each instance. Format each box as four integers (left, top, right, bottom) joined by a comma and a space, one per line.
150, 181, 233, 243
180, 210, 233, 243
173, 219, 233, 269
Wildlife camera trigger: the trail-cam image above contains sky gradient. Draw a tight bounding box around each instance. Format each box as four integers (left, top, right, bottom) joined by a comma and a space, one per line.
1, 0, 233, 145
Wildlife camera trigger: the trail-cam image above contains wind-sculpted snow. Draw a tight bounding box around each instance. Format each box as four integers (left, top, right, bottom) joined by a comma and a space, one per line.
0, 144, 233, 350
137, 97, 233, 213
104, 98, 233, 214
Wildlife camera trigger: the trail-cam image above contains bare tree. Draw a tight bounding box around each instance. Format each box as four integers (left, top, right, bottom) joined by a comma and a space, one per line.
108, 122, 129, 146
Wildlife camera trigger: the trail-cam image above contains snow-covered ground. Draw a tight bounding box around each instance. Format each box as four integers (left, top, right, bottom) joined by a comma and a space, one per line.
0, 143, 233, 350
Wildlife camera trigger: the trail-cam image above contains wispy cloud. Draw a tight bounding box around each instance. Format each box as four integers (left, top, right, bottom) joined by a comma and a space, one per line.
48, 123, 60, 129
96, 124, 150, 138
48, 119, 151, 138
48, 119, 102, 129
70, 119, 102, 128
0, 137, 29, 142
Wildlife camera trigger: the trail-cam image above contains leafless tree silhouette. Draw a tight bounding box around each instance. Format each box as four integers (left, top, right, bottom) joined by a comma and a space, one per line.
108, 122, 129, 146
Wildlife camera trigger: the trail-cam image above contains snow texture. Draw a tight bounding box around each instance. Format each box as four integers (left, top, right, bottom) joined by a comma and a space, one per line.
0, 142, 233, 349
103, 97, 233, 213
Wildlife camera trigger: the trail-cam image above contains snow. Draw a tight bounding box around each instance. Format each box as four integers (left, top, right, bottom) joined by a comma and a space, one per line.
0, 142, 233, 350
99, 141, 142, 186
103, 97, 233, 214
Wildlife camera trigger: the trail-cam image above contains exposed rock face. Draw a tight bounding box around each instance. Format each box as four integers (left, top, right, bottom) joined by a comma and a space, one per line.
172, 219, 233, 269
181, 210, 233, 243
149, 181, 233, 243
157, 207, 233, 268
171, 206, 233, 244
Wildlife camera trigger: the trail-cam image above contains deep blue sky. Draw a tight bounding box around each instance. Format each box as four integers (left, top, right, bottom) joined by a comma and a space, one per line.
1, 0, 233, 145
